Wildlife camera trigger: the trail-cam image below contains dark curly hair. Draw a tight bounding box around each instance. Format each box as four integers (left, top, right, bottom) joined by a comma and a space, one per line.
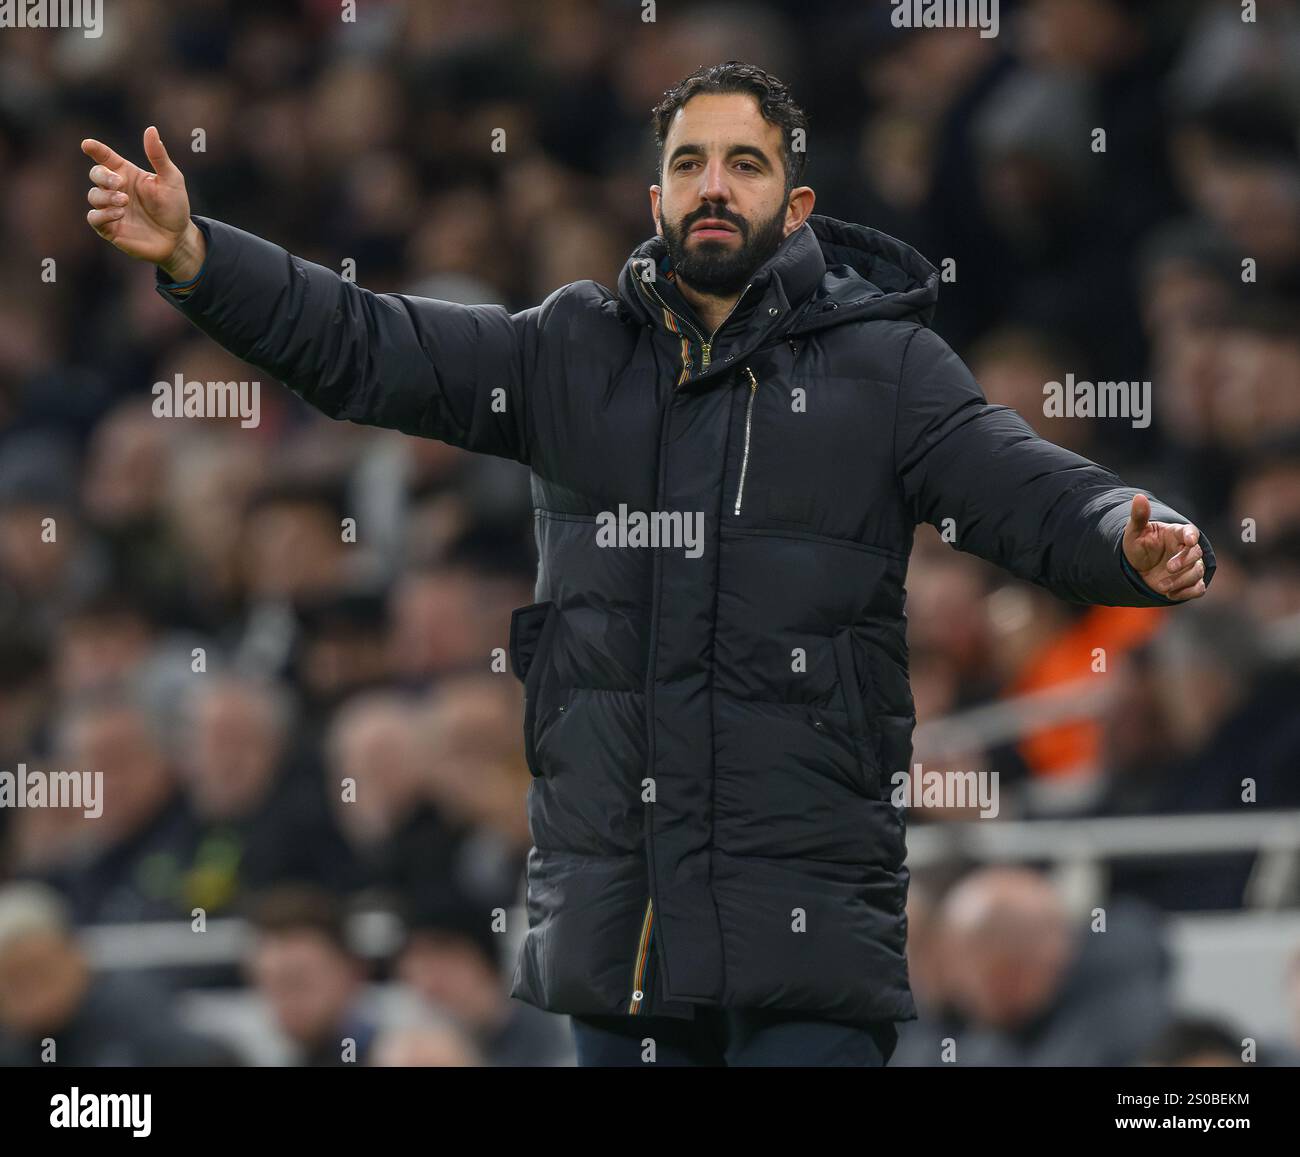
651, 61, 809, 194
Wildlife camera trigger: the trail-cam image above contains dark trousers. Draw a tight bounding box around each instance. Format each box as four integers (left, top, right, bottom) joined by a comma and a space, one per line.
571, 1009, 898, 1067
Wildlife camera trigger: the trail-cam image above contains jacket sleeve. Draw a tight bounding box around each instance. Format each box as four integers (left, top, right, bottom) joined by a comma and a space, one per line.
893, 326, 1216, 606
153, 216, 543, 465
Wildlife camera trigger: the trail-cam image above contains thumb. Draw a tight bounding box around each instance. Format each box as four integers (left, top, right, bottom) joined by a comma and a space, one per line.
1126, 493, 1150, 538
142, 125, 179, 179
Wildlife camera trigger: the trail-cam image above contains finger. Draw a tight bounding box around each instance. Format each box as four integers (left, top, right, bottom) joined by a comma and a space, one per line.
1164, 558, 1206, 595
1127, 493, 1150, 537
81, 138, 127, 169
1169, 579, 1207, 602
87, 206, 125, 230
142, 125, 179, 179
87, 186, 128, 209
1166, 543, 1203, 574
1162, 522, 1199, 565
89, 163, 124, 190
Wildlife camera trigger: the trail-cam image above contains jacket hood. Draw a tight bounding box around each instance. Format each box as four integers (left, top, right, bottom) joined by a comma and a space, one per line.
617, 213, 940, 344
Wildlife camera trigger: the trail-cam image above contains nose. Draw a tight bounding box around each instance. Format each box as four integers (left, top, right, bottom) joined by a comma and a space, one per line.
698, 156, 730, 205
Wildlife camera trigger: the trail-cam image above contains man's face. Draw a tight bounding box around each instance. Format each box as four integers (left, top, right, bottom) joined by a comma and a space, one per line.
0, 932, 89, 1036
650, 92, 812, 296
249, 931, 358, 1046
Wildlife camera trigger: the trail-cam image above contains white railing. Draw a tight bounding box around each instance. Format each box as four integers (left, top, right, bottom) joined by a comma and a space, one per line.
77, 808, 1300, 970
906, 810, 1300, 911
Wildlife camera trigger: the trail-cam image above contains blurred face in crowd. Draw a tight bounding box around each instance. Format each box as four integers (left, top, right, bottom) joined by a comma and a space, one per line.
0, 930, 89, 1037
326, 698, 424, 845
1196, 156, 1300, 268
165, 437, 264, 593
1021, 0, 1139, 71
55, 610, 153, 696
1233, 462, 1300, 540
650, 92, 813, 296
0, 503, 74, 595
387, 568, 486, 680
422, 676, 529, 835
241, 497, 347, 601
61, 704, 173, 845
397, 932, 500, 1029
1213, 330, 1300, 447
81, 402, 169, 529
942, 871, 1074, 1029
249, 930, 361, 1047
297, 620, 391, 708
184, 682, 286, 820
951, 925, 1073, 1028
971, 338, 1093, 456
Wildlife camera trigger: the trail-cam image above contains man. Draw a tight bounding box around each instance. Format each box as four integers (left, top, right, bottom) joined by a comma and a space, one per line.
244, 886, 378, 1066
0, 883, 234, 1066
47, 692, 202, 927
396, 902, 576, 1067
82, 61, 1212, 1067
893, 869, 1175, 1067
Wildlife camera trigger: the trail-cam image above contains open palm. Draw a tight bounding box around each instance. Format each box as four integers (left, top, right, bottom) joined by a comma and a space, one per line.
81, 126, 190, 264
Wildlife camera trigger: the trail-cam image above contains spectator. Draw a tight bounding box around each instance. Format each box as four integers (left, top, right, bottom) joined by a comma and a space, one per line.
40, 688, 202, 926
243, 886, 378, 1067
177, 676, 357, 915
0, 882, 234, 1066
395, 904, 574, 1067
896, 868, 1173, 1066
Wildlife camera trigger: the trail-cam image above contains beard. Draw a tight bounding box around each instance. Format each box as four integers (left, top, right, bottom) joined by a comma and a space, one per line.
660, 200, 789, 297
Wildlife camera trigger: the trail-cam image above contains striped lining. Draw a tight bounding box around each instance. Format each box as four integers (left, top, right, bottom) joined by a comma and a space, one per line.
661, 308, 692, 387
627, 898, 655, 1014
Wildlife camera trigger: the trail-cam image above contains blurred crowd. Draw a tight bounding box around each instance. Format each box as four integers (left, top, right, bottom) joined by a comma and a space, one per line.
0, 0, 1298, 1066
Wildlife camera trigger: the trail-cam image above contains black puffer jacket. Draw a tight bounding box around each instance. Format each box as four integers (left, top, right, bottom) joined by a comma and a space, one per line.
158, 213, 1213, 1028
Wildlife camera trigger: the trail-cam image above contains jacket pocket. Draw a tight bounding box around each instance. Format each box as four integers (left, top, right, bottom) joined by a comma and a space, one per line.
510, 601, 562, 777
832, 627, 879, 798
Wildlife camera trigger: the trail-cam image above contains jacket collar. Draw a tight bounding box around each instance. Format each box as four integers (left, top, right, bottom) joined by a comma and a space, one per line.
616, 214, 939, 388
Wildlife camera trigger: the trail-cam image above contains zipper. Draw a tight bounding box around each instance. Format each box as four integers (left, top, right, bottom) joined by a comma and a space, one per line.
637, 273, 752, 375
733, 366, 758, 516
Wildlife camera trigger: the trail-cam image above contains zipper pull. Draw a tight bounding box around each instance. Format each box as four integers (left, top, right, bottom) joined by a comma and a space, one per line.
701, 342, 711, 370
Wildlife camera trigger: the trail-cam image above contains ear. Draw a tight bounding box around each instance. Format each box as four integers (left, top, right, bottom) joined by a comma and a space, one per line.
649, 185, 663, 236
784, 186, 815, 237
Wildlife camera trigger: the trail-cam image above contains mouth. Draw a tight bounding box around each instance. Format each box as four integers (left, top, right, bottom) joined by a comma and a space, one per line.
689, 219, 740, 240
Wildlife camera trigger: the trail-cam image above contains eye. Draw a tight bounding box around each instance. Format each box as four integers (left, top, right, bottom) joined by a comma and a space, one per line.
736, 161, 759, 172
675, 160, 699, 172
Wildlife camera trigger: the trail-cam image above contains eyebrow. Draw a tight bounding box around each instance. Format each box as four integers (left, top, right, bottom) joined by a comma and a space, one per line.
665, 142, 775, 170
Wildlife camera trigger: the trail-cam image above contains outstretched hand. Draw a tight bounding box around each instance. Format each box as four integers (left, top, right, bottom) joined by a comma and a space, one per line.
81, 126, 202, 276
1122, 493, 1207, 601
